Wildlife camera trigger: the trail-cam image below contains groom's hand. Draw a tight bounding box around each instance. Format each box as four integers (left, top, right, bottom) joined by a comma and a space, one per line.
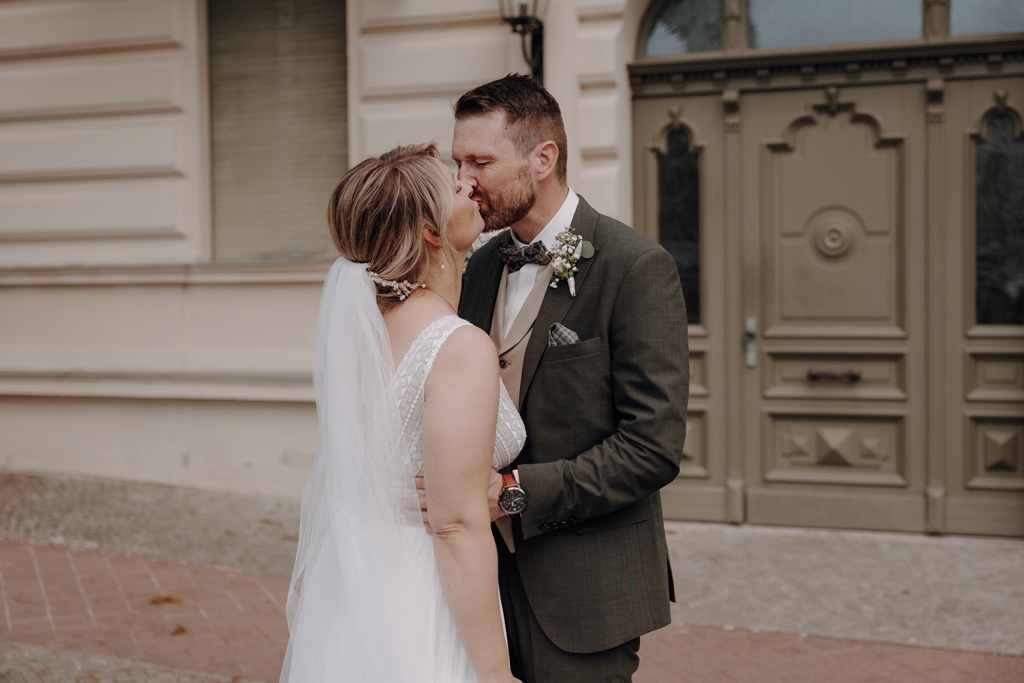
487, 469, 504, 522
413, 471, 506, 528
411, 476, 432, 533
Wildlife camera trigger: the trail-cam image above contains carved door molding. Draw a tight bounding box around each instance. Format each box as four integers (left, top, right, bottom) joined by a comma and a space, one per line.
632, 66, 1024, 536
633, 94, 730, 521
939, 77, 1024, 536
740, 83, 929, 531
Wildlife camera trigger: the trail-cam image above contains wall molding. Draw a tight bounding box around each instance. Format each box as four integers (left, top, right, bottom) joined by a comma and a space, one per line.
630, 37, 1024, 94
0, 369, 313, 403
0, 0, 186, 62
0, 261, 331, 287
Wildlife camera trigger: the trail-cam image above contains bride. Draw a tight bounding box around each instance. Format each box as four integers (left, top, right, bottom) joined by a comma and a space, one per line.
280, 143, 524, 683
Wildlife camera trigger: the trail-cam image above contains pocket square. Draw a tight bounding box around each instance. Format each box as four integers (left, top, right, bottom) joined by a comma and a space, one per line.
548, 323, 580, 347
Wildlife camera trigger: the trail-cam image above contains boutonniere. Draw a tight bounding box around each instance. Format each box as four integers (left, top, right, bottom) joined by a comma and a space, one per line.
549, 226, 594, 297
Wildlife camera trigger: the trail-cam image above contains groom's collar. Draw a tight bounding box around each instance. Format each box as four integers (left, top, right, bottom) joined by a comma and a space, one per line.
510, 189, 580, 249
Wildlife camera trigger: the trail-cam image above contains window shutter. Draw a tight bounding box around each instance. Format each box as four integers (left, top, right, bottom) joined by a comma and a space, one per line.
209, 0, 347, 262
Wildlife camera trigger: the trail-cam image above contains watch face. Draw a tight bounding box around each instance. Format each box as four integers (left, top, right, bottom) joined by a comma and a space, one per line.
499, 487, 526, 515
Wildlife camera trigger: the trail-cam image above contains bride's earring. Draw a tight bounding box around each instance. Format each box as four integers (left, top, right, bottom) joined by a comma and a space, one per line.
440, 261, 446, 272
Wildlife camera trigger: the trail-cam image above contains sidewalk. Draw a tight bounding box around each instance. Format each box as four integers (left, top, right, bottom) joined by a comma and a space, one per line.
1, 471, 1023, 682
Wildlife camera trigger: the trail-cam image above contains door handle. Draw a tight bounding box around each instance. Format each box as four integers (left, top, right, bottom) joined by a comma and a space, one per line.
806, 369, 861, 383
744, 316, 757, 369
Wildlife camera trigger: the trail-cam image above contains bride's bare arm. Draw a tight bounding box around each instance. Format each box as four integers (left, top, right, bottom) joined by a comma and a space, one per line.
421, 325, 518, 683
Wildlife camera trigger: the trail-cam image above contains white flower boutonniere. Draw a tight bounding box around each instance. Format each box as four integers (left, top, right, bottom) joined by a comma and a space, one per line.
549, 226, 594, 297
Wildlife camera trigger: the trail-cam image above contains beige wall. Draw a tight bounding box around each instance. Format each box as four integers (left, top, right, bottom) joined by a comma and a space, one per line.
348, 0, 646, 221
0, 0, 647, 497
0, 0, 310, 494
0, 264, 325, 496
0, 0, 211, 268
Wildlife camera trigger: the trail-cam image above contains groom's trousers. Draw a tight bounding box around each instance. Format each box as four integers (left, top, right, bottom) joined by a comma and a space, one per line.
496, 539, 641, 683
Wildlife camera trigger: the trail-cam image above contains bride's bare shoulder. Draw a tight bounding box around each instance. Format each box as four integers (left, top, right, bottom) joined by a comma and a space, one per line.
433, 323, 496, 376
444, 321, 493, 353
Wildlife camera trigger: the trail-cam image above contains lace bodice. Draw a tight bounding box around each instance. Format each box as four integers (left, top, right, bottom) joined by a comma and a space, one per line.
391, 316, 525, 481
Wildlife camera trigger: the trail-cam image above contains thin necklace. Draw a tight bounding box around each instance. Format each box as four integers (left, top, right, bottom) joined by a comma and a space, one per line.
423, 288, 457, 315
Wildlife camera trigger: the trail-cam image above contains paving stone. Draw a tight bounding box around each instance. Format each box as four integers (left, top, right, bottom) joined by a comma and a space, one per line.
637, 625, 1024, 683
666, 522, 1024, 655
0, 641, 264, 683
2, 469, 1024, 682
0, 541, 288, 682
0, 472, 299, 576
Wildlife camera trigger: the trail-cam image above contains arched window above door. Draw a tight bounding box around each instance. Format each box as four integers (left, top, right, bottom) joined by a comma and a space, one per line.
951, 0, 1024, 37
638, 0, 1023, 58
641, 0, 722, 57
747, 0, 921, 49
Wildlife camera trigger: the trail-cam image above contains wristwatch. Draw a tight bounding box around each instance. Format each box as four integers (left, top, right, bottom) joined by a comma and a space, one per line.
498, 471, 526, 516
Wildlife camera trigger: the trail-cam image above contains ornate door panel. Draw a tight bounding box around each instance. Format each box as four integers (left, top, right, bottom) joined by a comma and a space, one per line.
741, 84, 929, 531
939, 77, 1024, 536
633, 94, 733, 522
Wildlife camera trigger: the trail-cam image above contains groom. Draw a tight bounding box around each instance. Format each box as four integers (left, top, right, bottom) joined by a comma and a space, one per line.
453, 75, 689, 682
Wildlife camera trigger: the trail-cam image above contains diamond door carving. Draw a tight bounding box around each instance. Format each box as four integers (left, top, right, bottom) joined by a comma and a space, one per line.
968, 420, 1024, 491
768, 416, 905, 486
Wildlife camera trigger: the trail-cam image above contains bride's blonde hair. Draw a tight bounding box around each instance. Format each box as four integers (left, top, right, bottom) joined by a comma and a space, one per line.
327, 143, 456, 309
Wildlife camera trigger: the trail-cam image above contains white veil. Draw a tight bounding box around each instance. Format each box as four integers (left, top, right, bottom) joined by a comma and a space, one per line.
281, 257, 424, 681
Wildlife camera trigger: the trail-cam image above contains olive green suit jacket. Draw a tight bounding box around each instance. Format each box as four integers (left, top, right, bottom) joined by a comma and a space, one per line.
460, 196, 689, 653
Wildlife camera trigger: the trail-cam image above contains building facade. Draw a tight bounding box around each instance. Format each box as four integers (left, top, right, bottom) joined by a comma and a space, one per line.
1, 0, 1022, 536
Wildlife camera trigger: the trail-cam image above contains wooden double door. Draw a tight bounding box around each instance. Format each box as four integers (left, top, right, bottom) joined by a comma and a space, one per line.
633, 73, 1024, 536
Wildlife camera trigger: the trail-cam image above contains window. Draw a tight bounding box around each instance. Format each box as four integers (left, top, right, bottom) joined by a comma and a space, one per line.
642, 0, 721, 57
209, 0, 347, 262
747, 0, 921, 49
975, 113, 1024, 326
951, 0, 1024, 36
656, 128, 702, 324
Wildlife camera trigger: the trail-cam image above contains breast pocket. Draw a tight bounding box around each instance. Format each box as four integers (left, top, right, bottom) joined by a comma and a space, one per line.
531, 336, 613, 454
541, 335, 602, 363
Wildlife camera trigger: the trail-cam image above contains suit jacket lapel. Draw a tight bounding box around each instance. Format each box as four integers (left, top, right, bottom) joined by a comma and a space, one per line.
490, 268, 508, 347
499, 265, 554, 356
517, 197, 600, 407
460, 230, 513, 334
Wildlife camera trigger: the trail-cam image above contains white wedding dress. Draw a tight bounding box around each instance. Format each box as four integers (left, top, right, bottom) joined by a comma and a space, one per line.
281, 267, 525, 683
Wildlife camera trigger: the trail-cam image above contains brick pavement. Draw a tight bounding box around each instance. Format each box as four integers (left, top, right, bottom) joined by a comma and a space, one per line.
639, 625, 1024, 683
2, 538, 1023, 682
0, 640, 263, 683
1, 471, 1023, 682
0, 541, 286, 681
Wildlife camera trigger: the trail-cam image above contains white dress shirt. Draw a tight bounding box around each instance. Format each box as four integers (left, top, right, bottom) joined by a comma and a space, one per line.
503, 189, 580, 333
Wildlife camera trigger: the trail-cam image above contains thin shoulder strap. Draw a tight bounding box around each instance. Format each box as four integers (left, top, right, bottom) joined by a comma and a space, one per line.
415, 316, 471, 380
393, 315, 471, 397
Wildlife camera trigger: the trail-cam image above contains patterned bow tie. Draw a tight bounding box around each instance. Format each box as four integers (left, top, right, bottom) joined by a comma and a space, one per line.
497, 240, 552, 273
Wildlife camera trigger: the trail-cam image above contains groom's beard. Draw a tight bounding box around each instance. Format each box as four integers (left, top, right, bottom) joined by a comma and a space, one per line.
478, 166, 536, 232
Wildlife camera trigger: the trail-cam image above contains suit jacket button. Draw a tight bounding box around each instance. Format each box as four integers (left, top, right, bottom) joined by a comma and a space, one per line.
499, 359, 508, 369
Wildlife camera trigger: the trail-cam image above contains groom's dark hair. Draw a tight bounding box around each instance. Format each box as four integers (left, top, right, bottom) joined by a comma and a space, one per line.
454, 73, 568, 182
